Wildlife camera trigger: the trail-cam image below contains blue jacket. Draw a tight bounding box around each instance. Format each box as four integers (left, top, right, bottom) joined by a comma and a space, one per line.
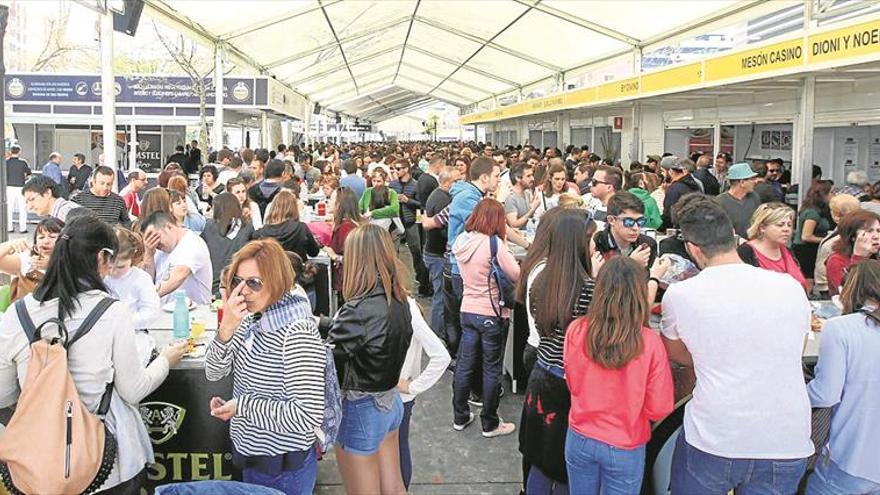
446, 181, 485, 274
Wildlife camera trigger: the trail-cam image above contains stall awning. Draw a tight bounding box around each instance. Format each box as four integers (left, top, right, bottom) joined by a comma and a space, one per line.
145, 0, 752, 120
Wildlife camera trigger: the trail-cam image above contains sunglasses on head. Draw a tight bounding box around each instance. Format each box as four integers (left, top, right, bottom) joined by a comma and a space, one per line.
232, 275, 264, 292
100, 247, 116, 260
618, 217, 647, 228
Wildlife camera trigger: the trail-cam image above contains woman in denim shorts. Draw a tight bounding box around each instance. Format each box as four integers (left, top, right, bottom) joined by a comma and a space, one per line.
324, 224, 414, 493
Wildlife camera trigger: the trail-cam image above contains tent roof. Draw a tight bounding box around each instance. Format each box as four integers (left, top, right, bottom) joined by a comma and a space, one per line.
145, 0, 754, 121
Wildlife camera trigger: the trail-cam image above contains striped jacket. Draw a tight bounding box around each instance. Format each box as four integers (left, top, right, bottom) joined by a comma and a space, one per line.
206, 308, 325, 456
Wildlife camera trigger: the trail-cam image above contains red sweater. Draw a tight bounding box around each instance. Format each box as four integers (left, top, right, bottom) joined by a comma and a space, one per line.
564, 317, 674, 449
826, 253, 868, 296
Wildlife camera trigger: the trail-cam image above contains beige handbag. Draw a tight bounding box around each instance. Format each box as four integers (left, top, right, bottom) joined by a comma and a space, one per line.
0, 298, 117, 495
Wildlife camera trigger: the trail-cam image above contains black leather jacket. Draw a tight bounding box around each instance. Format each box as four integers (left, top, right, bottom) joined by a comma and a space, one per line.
322, 286, 413, 393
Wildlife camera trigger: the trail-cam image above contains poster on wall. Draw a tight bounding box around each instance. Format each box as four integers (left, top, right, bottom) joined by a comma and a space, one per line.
781, 131, 792, 151
770, 131, 781, 150
842, 137, 859, 175
869, 138, 880, 182
136, 133, 163, 172
761, 131, 771, 148
90, 131, 127, 169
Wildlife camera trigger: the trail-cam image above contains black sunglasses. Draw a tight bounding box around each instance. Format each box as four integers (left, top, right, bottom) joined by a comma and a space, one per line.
591, 178, 611, 187
232, 275, 264, 292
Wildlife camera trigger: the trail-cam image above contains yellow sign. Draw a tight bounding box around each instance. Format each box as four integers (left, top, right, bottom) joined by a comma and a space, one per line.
597, 77, 640, 101
641, 62, 703, 93
563, 87, 597, 106
705, 39, 804, 82
809, 19, 880, 65
457, 17, 880, 125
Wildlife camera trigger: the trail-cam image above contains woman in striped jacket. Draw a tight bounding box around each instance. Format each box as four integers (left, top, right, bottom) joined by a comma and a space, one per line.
206, 238, 325, 495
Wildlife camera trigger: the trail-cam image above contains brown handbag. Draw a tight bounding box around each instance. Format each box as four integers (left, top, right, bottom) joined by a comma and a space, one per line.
0, 298, 118, 495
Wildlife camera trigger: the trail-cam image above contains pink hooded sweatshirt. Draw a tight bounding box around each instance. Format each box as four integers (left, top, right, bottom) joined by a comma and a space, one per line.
452, 231, 521, 317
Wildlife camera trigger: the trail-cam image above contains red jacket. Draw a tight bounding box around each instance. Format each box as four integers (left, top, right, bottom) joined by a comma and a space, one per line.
564, 317, 674, 449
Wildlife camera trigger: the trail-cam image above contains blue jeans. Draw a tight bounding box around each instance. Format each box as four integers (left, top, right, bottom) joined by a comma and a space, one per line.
670, 432, 807, 494
242, 448, 317, 495
807, 452, 880, 495
337, 394, 404, 456
423, 254, 446, 337
527, 466, 570, 495
399, 399, 415, 489
565, 428, 644, 495
453, 312, 508, 432
442, 264, 464, 357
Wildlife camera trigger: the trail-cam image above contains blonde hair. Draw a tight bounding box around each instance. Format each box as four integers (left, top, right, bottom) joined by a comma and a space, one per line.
342, 224, 409, 303
747, 202, 794, 240
264, 190, 300, 225
830, 194, 860, 222
114, 227, 145, 266
223, 239, 294, 304
557, 193, 585, 209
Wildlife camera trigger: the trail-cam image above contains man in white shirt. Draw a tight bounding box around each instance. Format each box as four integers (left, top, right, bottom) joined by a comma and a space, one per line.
583, 165, 621, 230
661, 198, 813, 494
141, 211, 213, 305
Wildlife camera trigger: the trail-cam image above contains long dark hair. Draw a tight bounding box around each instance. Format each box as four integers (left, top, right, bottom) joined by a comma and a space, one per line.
585, 256, 648, 368
212, 192, 243, 237
803, 180, 833, 218
333, 187, 362, 231
531, 209, 595, 338
840, 261, 880, 323
516, 206, 565, 304
34, 216, 117, 319
370, 185, 390, 211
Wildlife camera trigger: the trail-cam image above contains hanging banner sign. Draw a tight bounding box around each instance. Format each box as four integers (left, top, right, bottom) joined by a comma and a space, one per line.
460, 17, 880, 125
808, 19, 880, 65
641, 63, 702, 93
597, 77, 640, 101
5, 74, 256, 105
704, 39, 804, 82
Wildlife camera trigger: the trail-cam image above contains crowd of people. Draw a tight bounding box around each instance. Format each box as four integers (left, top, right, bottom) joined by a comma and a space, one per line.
0, 139, 877, 495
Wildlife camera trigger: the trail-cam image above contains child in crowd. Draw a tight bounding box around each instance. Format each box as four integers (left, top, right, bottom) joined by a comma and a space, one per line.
104, 227, 161, 365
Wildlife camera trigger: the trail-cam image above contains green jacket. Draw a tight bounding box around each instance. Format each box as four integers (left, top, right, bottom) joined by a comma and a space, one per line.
359, 187, 400, 219
628, 187, 662, 230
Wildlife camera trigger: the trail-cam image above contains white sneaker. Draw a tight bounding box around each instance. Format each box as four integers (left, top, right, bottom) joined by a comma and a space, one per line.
453, 412, 475, 431
482, 421, 516, 438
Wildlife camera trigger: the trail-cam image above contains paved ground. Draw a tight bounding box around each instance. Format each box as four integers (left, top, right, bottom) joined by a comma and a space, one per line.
315, 355, 524, 494
315, 244, 526, 494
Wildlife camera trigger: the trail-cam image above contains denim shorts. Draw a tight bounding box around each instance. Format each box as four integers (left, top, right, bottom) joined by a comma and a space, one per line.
337, 394, 404, 456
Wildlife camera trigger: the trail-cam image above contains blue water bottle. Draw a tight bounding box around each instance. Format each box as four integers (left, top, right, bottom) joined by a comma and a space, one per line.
173, 291, 190, 340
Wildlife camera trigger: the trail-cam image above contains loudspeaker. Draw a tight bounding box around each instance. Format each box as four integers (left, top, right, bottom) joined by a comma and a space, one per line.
112, 0, 144, 37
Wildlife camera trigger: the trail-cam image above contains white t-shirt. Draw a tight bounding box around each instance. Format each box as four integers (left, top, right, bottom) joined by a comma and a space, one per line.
525, 261, 545, 348
217, 168, 240, 187
660, 263, 813, 459
104, 266, 161, 331
154, 231, 213, 305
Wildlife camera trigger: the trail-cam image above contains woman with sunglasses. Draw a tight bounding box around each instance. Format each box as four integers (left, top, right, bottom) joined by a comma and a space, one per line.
738, 203, 807, 291
320, 224, 413, 494
0, 216, 187, 494
805, 261, 880, 494
206, 238, 325, 495
593, 191, 658, 268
